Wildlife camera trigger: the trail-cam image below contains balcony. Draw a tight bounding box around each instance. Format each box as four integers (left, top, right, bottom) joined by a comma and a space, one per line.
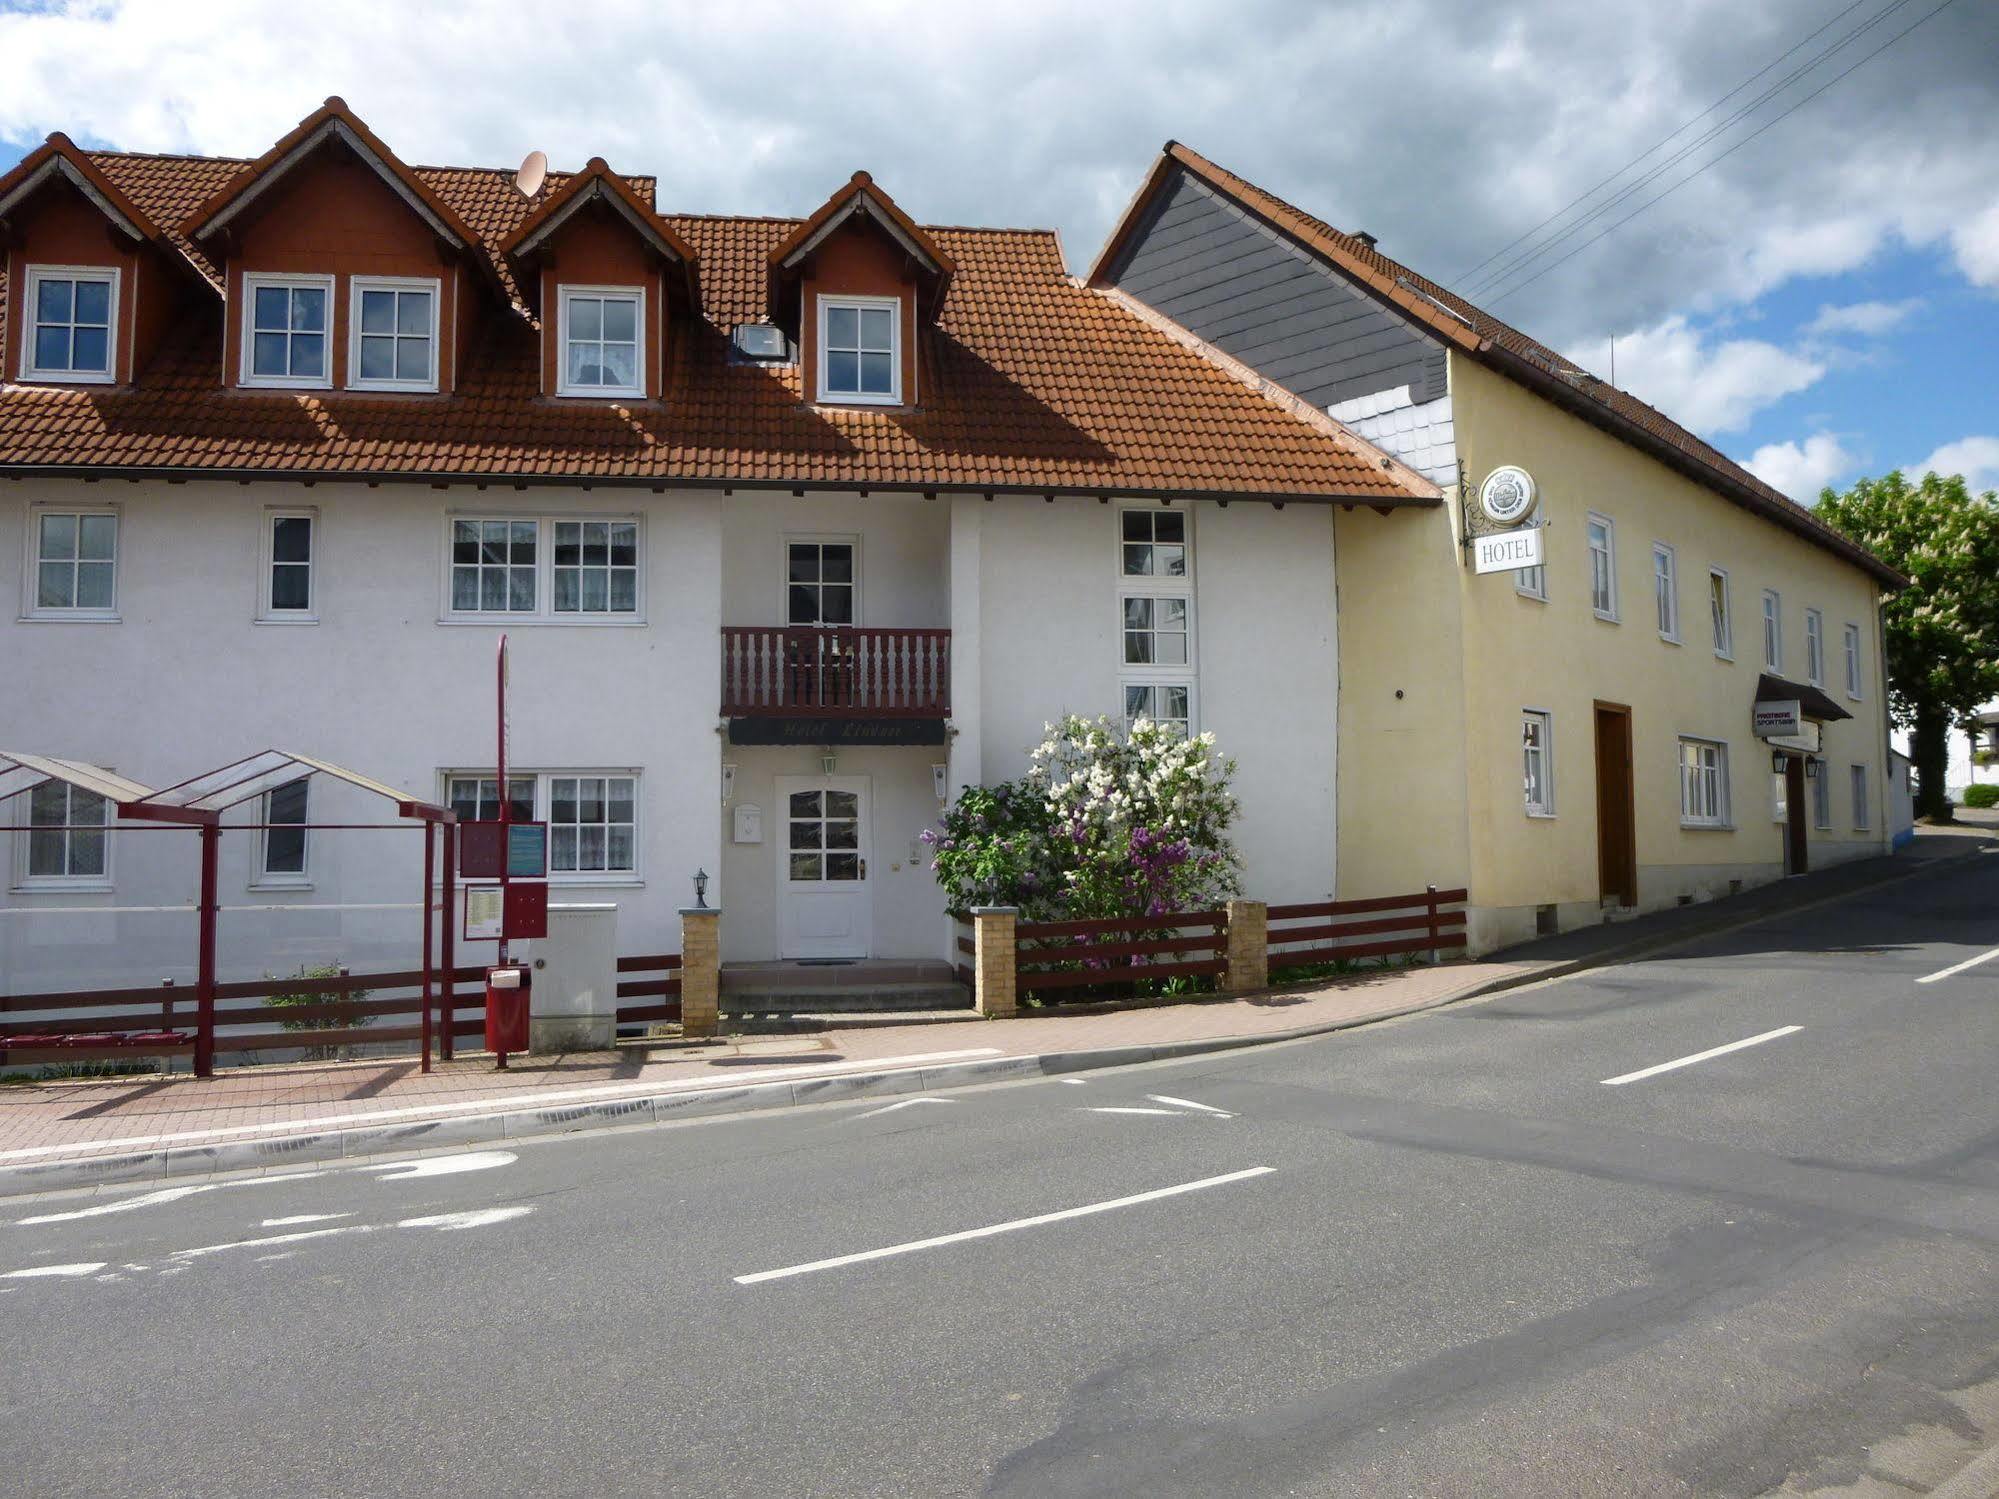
721, 627, 951, 720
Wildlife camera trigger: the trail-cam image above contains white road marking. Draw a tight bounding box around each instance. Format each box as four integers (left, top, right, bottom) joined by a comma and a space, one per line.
0, 1049, 1004, 1162
1916, 944, 1999, 985
397, 1207, 533, 1231
854, 1097, 955, 1119
18, 1183, 218, 1225
2, 1262, 105, 1279
1147, 1094, 1235, 1118
734, 1166, 1276, 1285
261, 1213, 351, 1228
1058, 1078, 1087, 1085
368, 1150, 516, 1180
171, 1225, 366, 1260
1600, 1026, 1802, 1086
1084, 1106, 1183, 1116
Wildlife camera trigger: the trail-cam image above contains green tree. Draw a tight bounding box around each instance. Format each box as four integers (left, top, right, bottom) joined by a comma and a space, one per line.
1817, 469, 1999, 818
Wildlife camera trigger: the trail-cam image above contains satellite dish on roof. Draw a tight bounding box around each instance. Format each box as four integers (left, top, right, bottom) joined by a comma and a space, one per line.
514, 150, 548, 199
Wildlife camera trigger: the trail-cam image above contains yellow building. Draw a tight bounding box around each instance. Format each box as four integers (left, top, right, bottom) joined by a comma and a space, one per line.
1096, 144, 1901, 952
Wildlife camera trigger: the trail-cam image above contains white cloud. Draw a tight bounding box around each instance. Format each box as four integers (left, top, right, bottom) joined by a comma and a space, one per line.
1951, 201, 1999, 290
1600, 315, 1824, 436
1801, 298, 1922, 339
1913, 436, 1999, 495
1742, 434, 1857, 501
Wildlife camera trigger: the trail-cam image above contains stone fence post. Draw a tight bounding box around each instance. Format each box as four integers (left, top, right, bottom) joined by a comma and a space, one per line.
1225, 898, 1267, 993
972, 906, 1018, 1018
679, 906, 721, 1038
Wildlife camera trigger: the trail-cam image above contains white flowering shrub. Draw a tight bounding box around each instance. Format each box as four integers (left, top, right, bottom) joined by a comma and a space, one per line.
925, 714, 1241, 921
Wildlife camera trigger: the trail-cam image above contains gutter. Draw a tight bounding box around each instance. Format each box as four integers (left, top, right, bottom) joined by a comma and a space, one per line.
0, 465, 1435, 509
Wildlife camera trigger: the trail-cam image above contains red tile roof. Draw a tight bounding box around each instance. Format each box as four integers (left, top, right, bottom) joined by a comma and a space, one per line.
1095, 142, 1901, 585
0, 135, 1430, 504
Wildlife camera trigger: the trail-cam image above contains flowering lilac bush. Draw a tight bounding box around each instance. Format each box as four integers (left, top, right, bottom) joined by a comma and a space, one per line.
925, 714, 1241, 922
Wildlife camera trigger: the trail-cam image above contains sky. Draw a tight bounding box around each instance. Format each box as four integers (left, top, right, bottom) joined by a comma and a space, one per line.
0, 0, 1994, 504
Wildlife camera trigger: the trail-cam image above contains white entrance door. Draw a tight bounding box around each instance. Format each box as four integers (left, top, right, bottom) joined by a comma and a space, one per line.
776, 776, 872, 959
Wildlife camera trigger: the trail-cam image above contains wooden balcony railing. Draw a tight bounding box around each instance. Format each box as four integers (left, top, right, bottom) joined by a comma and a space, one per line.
721, 627, 951, 718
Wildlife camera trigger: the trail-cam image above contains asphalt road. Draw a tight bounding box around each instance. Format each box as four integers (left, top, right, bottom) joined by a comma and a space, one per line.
4, 848, 1997, 1498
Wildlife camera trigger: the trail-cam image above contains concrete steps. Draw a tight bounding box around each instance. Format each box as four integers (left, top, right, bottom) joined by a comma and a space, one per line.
718, 960, 972, 1017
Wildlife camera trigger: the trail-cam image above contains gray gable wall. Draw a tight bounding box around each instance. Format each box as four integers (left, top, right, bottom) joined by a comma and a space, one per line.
1103, 166, 1446, 412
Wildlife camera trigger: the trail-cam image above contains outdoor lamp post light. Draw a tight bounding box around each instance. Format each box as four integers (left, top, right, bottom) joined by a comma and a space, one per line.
820, 751, 838, 776
692, 868, 709, 908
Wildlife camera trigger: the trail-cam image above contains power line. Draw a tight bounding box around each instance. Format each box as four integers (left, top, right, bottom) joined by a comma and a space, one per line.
1482, 0, 1962, 308
1465, 0, 1921, 299
1452, 0, 1875, 286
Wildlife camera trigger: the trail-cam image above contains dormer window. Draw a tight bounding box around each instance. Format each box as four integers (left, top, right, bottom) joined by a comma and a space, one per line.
817, 296, 900, 404
558, 286, 644, 399
349, 277, 439, 392
242, 274, 333, 389
22, 266, 117, 384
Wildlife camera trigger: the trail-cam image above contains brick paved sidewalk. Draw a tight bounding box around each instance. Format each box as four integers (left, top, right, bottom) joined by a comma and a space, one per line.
0, 957, 1533, 1166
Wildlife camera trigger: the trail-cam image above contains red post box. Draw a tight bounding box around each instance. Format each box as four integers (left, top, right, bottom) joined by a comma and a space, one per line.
485, 965, 530, 1065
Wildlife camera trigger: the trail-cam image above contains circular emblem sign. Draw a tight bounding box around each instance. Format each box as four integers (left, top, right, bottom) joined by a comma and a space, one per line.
1478, 466, 1538, 526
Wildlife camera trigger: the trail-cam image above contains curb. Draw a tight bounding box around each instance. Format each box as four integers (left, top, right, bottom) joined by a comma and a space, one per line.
3, 837, 1985, 1201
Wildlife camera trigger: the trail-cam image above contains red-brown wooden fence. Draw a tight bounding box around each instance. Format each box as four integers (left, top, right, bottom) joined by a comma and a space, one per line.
0, 964, 489, 1066
1266, 886, 1468, 970
1013, 910, 1228, 998
614, 952, 683, 1030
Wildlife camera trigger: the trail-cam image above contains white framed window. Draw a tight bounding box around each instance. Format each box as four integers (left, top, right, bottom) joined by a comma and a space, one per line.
1678, 737, 1730, 829
786, 538, 859, 626
1762, 589, 1783, 671
816, 294, 901, 405
21, 265, 118, 383
553, 521, 640, 615
446, 774, 536, 825
451, 518, 538, 613
1843, 622, 1863, 700
557, 285, 644, 398
444, 515, 643, 622
548, 775, 637, 874
1653, 543, 1679, 641
1122, 595, 1191, 668
1118, 505, 1195, 737
256, 778, 310, 886
26, 507, 118, 620
1123, 683, 1192, 738
1811, 761, 1831, 830
1850, 764, 1870, 829
444, 772, 639, 879
1709, 567, 1732, 659
1587, 512, 1617, 620
348, 276, 439, 392
16, 781, 110, 889
259, 511, 315, 621
1523, 710, 1554, 817
1805, 609, 1825, 687
240, 273, 333, 388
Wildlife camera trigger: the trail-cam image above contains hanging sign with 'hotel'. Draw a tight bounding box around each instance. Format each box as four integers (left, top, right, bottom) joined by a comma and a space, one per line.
1472, 525, 1544, 575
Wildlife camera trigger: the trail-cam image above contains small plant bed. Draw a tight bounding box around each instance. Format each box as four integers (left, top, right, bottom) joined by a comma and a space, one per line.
1963, 784, 1999, 809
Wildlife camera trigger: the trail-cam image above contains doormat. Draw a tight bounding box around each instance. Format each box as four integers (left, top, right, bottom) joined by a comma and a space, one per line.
796, 959, 857, 967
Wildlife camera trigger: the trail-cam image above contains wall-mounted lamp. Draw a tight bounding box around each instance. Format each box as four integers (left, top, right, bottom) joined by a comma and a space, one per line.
932, 763, 949, 802
721, 763, 737, 806
1771, 750, 1789, 774
1805, 757, 1822, 780
691, 868, 709, 909
820, 751, 838, 776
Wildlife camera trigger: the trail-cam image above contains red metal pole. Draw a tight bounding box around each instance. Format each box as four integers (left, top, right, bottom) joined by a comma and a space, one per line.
195, 822, 219, 1078
495, 632, 510, 1069
441, 821, 457, 1063
419, 822, 434, 1075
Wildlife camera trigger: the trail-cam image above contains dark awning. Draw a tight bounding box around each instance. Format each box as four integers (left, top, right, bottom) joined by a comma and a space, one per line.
1756, 672, 1852, 723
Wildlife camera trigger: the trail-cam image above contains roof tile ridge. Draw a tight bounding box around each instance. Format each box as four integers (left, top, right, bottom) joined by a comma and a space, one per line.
1096, 284, 1439, 503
